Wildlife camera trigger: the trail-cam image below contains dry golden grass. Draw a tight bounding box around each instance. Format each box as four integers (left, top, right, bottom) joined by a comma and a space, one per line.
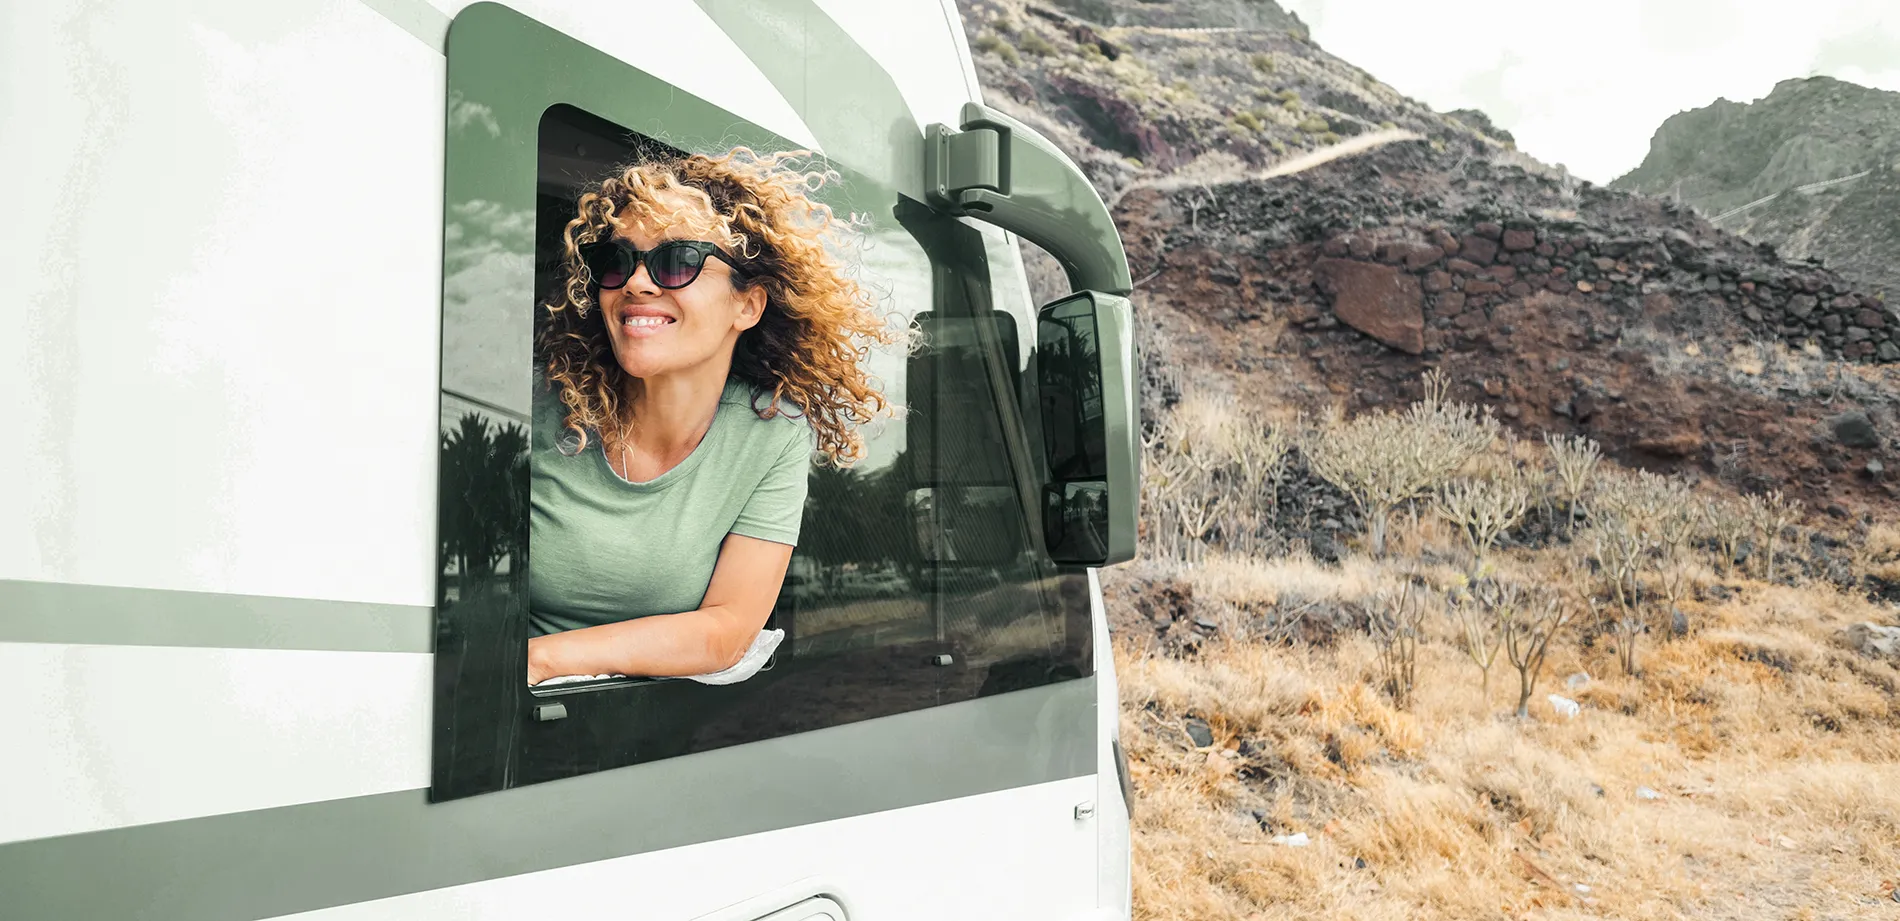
1111, 540, 1900, 920
1862, 523, 1900, 583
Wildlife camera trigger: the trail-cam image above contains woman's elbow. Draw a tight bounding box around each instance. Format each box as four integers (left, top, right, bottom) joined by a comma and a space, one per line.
705, 618, 759, 673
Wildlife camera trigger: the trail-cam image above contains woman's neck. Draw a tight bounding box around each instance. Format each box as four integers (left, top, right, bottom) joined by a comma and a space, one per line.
616, 362, 730, 463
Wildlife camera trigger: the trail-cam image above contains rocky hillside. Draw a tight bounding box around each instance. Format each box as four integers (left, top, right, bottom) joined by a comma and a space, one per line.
1611, 77, 1900, 303
1029, 0, 1309, 31
958, 0, 1900, 523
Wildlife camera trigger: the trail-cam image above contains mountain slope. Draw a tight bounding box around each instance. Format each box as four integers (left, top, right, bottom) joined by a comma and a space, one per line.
958, 0, 1897, 519
1611, 76, 1900, 302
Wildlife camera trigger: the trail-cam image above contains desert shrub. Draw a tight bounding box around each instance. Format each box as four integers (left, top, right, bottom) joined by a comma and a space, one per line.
1276, 88, 1300, 104
1251, 53, 1276, 73
1447, 566, 1505, 705
1380, 120, 1398, 130
1437, 470, 1533, 569
1232, 110, 1263, 132
1141, 396, 1291, 561
973, 32, 1018, 65
1298, 115, 1331, 134
1544, 433, 1600, 531
1583, 469, 1703, 674
1705, 495, 1751, 576
1587, 519, 1650, 675
1497, 584, 1574, 718
1744, 490, 1802, 583
1318, 131, 1341, 145
1269, 139, 1288, 156
1018, 30, 1056, 56
1304, 370, 1499, 558
1653, 481, 1703, 614
1369, 580, 1428, 708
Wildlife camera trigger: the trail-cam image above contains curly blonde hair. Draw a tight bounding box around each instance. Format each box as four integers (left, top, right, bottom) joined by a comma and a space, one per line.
537, 147, 901, 466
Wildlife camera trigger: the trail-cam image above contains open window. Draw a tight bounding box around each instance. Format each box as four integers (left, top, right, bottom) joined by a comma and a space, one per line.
430, 4, 1091, 803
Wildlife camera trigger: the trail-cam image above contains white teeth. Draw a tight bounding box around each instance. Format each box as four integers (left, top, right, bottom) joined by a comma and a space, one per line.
622, 316, 673, 328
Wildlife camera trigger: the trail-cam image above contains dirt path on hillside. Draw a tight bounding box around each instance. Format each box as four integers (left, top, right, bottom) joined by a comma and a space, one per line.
1110, 128, 1425, 209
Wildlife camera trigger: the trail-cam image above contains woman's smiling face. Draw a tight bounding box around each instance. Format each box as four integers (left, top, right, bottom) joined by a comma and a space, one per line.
598, 193, 765, 381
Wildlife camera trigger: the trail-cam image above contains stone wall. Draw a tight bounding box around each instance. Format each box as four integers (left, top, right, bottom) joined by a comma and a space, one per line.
1307, 220, 1898, 363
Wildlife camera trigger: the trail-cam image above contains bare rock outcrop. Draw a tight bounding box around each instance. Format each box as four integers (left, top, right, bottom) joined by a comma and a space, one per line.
1313, 258, 1423, 354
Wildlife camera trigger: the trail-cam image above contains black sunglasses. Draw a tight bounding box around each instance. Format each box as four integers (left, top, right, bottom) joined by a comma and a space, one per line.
579, 238, 749, 291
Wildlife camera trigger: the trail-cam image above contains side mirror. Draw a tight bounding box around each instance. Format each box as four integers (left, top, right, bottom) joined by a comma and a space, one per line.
1035, 291, 1138, 566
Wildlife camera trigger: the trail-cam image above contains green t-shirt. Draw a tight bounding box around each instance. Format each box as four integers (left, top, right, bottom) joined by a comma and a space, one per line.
528, 378, 813, 636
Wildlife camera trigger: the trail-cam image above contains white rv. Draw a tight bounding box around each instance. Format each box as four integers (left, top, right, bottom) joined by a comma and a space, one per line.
1, 1, 1140, 918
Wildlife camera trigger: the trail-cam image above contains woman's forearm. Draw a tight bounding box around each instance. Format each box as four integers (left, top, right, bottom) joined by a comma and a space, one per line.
528, 606, 756, 683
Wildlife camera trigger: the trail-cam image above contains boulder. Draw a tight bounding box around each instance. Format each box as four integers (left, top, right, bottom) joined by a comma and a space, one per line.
1841, 622, 1900, 660
1828, 410, 1879, 448
1315, 258, 1425, 355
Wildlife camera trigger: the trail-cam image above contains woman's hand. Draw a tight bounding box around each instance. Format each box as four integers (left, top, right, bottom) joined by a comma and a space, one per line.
526, 635, 556, 686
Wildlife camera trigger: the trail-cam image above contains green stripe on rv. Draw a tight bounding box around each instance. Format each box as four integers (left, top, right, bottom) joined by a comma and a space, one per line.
357, 0, 451, 52
0, 579, 433, 652
0, 676, 1095, 921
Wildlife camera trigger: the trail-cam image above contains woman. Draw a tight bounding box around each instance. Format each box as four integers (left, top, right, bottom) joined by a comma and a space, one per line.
526, 148, 899, 686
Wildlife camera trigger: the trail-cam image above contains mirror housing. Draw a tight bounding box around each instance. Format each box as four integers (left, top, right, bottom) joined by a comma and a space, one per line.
926, 103, 1133, 296
925, 101, 1139, 567
1035, 291, 1138, 566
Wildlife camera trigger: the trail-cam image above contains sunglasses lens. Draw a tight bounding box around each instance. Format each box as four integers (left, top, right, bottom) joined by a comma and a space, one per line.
580, 242, 629, 289
650, 243, 705, 289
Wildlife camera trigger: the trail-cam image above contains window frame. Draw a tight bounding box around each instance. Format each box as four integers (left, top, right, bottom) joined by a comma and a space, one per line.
430, 2, 1093, 805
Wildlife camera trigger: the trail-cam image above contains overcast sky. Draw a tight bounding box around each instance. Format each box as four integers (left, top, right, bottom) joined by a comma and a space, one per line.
1277, 0, 1900, 184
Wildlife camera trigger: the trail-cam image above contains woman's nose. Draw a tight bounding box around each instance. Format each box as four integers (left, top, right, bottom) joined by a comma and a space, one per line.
626, 259, 660, 293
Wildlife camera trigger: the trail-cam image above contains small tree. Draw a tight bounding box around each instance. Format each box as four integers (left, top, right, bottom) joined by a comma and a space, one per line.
1586, 485, 1655, 677
1437, 471, 1533, 568
1447, 565, 1504, 704
1369, 580, 1427, 709
1645, 475, 1700, 620
1544, 433, 1601, 533
1705, 496, 1751, 577
1500, 587, 1575, 718
1744, 490, 1802, 583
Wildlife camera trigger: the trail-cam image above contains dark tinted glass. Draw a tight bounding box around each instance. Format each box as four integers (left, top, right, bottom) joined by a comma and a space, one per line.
649, 242, 704, 288
1038, 295, 1108, 481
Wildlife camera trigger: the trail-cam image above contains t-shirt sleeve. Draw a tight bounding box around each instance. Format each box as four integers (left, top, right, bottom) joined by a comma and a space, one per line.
730, 423, 813, 546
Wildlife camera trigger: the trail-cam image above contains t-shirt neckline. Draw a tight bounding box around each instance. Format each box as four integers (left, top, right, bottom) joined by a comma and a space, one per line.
591, 379, 747, 492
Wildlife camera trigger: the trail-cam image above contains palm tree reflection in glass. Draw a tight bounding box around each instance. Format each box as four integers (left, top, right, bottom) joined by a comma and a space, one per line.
438, 412, 530, 606
1038, 296, 1110, 562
